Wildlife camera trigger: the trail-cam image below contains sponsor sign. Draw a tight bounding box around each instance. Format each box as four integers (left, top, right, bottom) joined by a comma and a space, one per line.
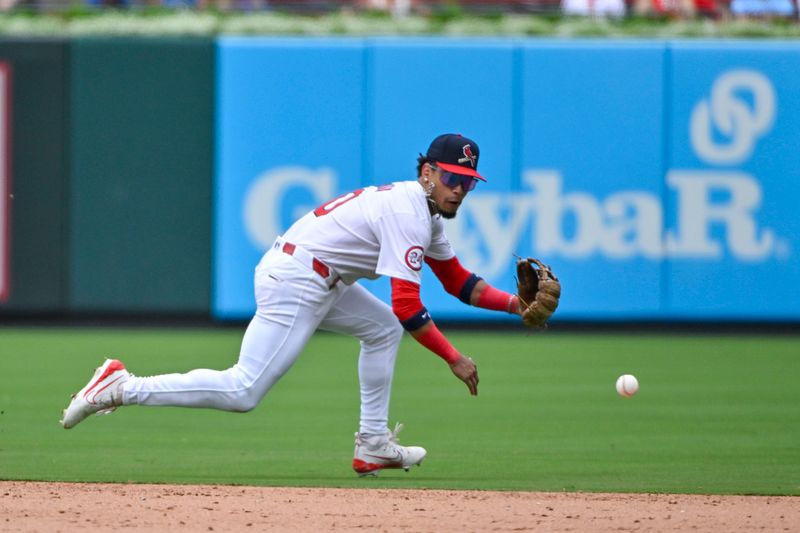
666, 44, 800, 317
214, 40, 800, 320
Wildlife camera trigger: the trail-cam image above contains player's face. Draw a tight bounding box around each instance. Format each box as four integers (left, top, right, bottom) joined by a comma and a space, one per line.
425, 164, 476, 219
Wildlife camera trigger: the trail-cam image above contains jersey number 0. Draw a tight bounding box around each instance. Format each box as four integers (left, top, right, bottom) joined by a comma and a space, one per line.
313, 188, 365, 217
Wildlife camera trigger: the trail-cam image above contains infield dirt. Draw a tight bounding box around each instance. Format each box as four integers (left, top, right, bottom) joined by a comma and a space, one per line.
2, 481, 798, 532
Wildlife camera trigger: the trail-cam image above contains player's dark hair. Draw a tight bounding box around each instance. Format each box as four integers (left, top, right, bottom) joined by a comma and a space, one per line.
416, 155, 433, 177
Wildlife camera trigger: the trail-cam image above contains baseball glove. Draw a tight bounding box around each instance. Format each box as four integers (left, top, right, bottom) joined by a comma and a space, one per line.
516, 257, 561, 329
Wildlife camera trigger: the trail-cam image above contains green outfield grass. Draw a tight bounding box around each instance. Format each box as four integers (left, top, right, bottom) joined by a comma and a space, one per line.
0, 327, 798, 494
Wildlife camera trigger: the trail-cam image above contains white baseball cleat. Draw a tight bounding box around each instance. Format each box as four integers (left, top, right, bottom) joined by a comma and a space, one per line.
61, 359, 129, 429
352, 423, 427, 476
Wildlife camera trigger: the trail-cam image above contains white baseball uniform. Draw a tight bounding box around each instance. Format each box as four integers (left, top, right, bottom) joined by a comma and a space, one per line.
122, 180, 453, 435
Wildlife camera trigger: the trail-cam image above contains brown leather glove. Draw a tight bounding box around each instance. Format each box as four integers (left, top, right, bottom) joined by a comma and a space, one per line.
516, 258, 561, 329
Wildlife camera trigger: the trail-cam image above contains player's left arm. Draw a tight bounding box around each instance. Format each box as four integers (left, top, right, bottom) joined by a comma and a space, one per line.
391, 277, 479, 396
424, 256, 521, 316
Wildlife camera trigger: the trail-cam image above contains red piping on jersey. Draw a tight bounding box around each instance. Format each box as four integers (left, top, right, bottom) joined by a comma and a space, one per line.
282, 242, 332, 279
424, 256, 472, 298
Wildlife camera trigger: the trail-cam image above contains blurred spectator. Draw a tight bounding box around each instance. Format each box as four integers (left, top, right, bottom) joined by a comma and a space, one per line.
693, 0, 721, 18
630, 0, 698, 17
563, 0, 626, 17
196, 0, 271, 9
730, 0, 794, 17
631, 0, 731, 18
83, 0, 269, 8
357, 0, 413, 16
2, 0, 41, 9
85, 0, 163, 7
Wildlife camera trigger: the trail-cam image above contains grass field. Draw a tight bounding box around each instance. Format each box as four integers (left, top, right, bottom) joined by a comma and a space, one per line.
0, 327, 798, 495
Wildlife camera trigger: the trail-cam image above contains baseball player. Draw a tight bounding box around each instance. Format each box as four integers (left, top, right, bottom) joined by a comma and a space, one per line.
61, 133, 560, 476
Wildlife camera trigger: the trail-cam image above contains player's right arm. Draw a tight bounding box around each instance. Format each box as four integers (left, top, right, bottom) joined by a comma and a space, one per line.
391, 277, 479, 396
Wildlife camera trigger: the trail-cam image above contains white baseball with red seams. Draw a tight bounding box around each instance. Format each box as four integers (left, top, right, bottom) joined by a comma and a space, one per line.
616, 374, 639, 398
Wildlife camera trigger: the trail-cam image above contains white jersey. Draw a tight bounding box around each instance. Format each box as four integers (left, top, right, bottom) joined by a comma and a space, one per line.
282, 180, 455, 285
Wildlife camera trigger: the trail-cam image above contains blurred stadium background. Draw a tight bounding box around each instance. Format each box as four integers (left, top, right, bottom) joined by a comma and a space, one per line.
1, 0, 799, 25
0, 3, 798, 499
1, 35, 799, 328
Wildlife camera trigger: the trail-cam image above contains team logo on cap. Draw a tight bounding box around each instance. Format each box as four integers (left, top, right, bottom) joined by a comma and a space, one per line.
404, 246, 424, 271
458, 145, 477, 168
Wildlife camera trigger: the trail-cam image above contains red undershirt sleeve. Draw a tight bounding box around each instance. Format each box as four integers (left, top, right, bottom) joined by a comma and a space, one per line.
424, 256, 516, 312
477, 284, 517, 312
391, 278, 430, 330
390, 277, 460, 363
424, 256, 482, 304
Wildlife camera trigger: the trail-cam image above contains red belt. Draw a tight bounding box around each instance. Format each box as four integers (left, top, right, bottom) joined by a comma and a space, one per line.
281, 242, 340, 287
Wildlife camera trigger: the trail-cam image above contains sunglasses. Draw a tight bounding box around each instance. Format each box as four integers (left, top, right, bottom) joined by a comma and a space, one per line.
430, 165, 479, 192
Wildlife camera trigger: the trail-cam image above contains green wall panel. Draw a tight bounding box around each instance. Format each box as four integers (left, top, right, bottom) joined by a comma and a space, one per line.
0, 40, 69, 313
69, 38, 213, 313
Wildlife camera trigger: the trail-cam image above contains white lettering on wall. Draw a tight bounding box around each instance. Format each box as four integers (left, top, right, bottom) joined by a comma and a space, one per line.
243, 166, 335, 250
452, 170, 778, 275
665, 171, 774, 260
240, 70, 788, 278
446, 194, 530, 275
242, 168, 780, 277
690, 69, 775, 166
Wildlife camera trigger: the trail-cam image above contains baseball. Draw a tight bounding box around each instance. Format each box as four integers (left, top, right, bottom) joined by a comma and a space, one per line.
615, 374, 639, 398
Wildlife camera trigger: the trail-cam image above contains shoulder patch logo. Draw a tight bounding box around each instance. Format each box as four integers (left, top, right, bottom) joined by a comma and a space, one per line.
404, 246, 424, 271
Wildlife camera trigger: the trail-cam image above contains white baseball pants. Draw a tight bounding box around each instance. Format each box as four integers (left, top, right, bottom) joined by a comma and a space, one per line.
122, 244, 403, 435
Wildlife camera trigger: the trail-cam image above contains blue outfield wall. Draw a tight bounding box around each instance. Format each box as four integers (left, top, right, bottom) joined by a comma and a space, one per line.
214, 38, 800, 321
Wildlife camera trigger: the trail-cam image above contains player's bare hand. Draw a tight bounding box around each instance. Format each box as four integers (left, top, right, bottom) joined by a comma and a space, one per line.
449, 355, 479, 396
